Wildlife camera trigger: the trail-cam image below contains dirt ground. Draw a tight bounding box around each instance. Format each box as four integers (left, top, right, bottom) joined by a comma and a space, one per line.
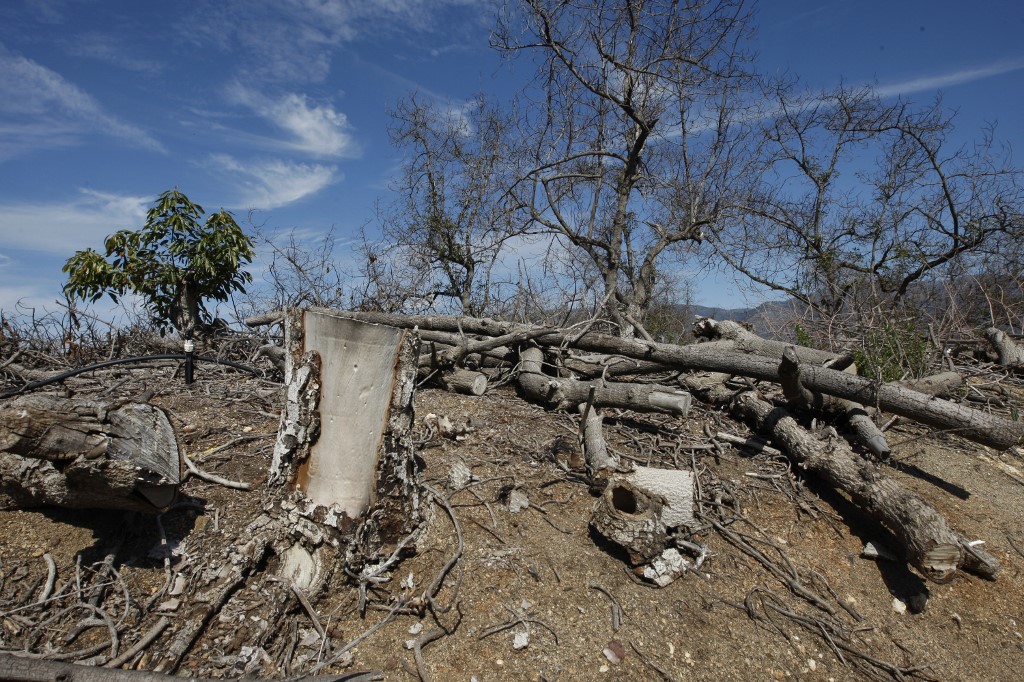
2, 362, 1024, 681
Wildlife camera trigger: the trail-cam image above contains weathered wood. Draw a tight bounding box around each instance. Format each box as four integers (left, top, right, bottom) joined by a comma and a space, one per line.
0, 395, 180, 512
985, 327, 1024, 370
518, 347, 692, 416
440, 368, 488, 396
898, 371, 963, 398
590, 479, 667, 565
269, 311, 1024, 449
732, 391, 999, 582
779, 347, 892, 458
578, 401, 616, 471
693, 318, 844, 366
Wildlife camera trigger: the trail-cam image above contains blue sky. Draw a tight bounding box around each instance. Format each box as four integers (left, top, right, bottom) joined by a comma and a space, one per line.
1, 0, 1022, 318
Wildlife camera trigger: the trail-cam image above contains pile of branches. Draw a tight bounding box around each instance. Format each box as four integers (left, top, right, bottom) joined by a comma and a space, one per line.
248, 308, 1023, 585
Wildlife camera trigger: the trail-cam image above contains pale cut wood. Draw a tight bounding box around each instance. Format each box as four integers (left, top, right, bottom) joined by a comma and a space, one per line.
298, 310, 407, 518
269, 309, 421, 556
441, 368, 488, 396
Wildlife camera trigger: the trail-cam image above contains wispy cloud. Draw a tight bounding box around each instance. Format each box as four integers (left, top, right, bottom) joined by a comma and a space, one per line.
187, 0, 493, 84
876, 57, 1024, 99
0, 45, 164, 158
211, 154, 339, 209
0, 189, 150, 255
228, 84, 359, 158
65, 33, 164, 74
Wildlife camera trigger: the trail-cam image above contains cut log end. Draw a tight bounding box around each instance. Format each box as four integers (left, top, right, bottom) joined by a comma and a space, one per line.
442, 369, 488, 396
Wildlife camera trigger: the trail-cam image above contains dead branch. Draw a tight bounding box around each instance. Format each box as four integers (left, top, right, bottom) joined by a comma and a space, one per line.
306, 310, 1023, 450
731, 391, 999, 582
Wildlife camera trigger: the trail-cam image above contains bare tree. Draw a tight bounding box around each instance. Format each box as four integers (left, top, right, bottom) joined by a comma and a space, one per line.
495, 0, 758, 337
367, 93, 530, 316
710, 83, 1024, 319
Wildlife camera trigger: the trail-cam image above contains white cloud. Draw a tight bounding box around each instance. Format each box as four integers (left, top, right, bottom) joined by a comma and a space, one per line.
228, 84, 359, 158
876, 58, 1024, 99
211, 154, 339, 209
0, 46, 165, 158
0, 189, 150, 255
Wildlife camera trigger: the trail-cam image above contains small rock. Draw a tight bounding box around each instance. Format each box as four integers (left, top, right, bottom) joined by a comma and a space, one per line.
603, 639, 625, 664
408, 622, 424, 635
509, 489, 530, 513
513, 631, 530, 650
892, 598, 907, 615
863, 541, 896, 561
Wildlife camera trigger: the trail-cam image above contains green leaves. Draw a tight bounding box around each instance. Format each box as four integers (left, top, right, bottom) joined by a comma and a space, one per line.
62, 189, 255, 333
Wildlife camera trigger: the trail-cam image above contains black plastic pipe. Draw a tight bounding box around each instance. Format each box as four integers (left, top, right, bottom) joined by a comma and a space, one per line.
0, 353, 267, 399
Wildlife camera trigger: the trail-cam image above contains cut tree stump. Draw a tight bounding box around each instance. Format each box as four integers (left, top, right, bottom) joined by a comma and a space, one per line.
269, 309, 421, 548
0, 395, 180, 512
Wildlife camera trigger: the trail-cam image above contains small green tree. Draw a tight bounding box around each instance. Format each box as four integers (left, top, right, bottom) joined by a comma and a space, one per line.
63, 189, 254, 335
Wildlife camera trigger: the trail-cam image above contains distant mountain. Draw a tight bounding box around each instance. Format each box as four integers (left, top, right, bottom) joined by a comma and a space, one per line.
685, 299, 798, 339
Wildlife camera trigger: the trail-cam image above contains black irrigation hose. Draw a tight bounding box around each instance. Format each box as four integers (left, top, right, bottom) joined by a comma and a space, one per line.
0, 353, 268, 399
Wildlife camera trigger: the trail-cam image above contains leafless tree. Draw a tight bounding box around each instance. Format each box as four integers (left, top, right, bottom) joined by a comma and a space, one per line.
710, 83, 1024, 321
368, 93, 531, 316
494, 0, 759, 337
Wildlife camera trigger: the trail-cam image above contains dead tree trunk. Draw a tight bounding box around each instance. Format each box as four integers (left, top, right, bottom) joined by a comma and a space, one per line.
732, 391, 999, 582
0, 395, 180, 512
151, 309, 423, 673
270, 309, 421, 550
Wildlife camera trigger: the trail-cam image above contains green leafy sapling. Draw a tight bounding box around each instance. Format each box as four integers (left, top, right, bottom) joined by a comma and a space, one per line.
63, 188, 255, 335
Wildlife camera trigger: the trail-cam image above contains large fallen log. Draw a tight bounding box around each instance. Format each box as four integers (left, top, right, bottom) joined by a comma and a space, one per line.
731, 391, 999, 583
0, 395, 180, 512
304, 311, 1024, 450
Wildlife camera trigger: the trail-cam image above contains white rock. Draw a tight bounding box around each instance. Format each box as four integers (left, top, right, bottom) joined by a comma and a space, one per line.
509, 489, 530, 513
513, 631, 530, 650
892, 598, 908, 614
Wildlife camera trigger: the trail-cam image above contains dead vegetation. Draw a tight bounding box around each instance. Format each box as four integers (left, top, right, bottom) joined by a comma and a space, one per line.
2, 309, 1024, 681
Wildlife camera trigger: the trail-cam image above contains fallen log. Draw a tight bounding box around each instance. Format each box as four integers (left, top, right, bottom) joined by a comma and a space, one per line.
517, 347, 692, 416
310, 311, 1024, 450
0, 395, 180, 512
899, 371, 963, 398
985, 327, 1024, 370
732, 391, 999, 582
778, 347, 892, 458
